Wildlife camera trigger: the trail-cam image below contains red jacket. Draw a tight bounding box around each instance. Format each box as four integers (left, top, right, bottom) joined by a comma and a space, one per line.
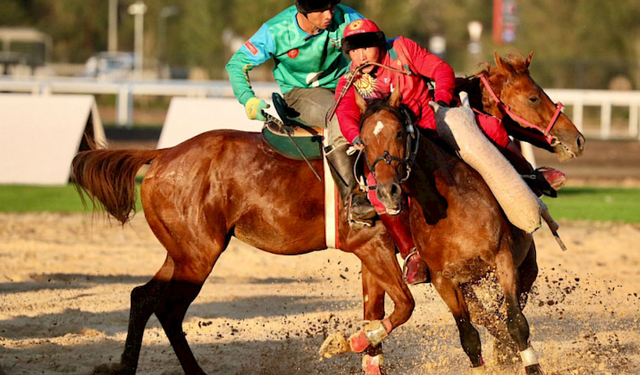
335, 36, 509, 148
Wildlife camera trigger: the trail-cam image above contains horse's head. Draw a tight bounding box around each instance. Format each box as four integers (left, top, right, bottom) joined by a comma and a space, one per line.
479, 51, 585, 161
358, 88, 417, 215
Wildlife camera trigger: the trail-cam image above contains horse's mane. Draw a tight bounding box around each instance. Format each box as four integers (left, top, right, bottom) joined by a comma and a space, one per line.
359, 97, 417, 130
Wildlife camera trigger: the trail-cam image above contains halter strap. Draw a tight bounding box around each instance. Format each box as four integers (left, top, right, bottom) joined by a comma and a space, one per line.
479, 75, 563, 146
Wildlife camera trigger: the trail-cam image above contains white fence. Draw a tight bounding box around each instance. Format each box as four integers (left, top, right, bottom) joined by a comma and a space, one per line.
1, 77, 639, 140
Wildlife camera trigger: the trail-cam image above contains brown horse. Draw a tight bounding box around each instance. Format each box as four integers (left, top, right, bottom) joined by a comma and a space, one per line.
357, 89, 543, 374
70, 51, 582, 375
457, 51, 585, 161
72, 130, 415, 374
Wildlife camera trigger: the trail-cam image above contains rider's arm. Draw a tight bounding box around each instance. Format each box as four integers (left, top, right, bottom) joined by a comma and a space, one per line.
399, 37, 456, 105
225, 24, 276, 106
335, 77, 362, 145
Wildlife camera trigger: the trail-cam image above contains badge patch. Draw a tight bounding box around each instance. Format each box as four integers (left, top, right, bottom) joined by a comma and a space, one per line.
244, 41, 259, 56
288, 49, 299, 58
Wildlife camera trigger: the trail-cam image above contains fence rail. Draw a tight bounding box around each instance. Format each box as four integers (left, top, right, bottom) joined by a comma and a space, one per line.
1, 77, 639, 140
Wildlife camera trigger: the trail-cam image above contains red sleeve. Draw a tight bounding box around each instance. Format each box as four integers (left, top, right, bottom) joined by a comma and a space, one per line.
475, 113, 510, 148
396, 37, 455, 104
335, 77, 362, 144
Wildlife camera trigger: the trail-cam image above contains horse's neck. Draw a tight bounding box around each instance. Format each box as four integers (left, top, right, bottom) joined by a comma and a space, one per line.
455, 76, 493, 116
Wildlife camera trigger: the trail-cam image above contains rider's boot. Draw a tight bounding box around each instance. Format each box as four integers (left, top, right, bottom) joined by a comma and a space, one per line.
326, 144, 377, 225
379, 212, 430, 285
500, 141, 565, 197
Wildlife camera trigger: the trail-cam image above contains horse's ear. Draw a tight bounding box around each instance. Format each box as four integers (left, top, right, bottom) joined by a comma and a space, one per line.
388, 86, 402, 108
525, 51, 534, 68
354, 88, 367, 114
494, 51, 515, 75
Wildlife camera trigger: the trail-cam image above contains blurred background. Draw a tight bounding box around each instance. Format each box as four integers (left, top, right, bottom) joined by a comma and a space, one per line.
2, 0, 640, 87
1, 0, 640, 139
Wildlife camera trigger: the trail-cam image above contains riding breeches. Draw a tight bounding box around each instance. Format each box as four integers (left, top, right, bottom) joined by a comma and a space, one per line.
284, 87, 349, 148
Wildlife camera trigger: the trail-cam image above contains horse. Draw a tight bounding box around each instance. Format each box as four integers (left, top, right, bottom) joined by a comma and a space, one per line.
72, 131, 416, 374
71, 51, 582, 375
357, 88, 543, 374
456, 51, 585, 162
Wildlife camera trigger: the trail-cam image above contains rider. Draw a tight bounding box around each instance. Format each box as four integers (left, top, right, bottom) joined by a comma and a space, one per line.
225, 0, 376, 223
334, 19, 547, 285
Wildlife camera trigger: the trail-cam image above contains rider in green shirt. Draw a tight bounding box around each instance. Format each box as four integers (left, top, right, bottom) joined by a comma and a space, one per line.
226, 0, 375, 223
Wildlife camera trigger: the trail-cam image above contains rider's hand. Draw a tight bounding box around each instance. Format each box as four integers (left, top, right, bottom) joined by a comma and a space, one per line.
436, 100, 454, 108
245, 97, 270, 121
352, 136, 365, 150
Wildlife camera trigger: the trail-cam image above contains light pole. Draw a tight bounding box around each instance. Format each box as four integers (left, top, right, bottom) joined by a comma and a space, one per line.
467, 20, 483, 73
128, 0, 147, 79
108, 0, 118, 52
157, 6, 179, 79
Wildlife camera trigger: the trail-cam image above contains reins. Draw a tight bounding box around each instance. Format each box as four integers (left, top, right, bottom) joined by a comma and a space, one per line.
357, 106, 420, 192
479, 75, 563, 146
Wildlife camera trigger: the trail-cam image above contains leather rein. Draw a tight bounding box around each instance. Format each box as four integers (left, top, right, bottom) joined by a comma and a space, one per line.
479, 75, 564, 147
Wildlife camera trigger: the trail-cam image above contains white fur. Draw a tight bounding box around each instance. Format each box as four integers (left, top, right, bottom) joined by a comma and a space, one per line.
373, 121, 385, 137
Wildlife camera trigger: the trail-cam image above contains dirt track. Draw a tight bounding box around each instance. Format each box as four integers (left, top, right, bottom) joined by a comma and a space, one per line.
1, 212, 639, 375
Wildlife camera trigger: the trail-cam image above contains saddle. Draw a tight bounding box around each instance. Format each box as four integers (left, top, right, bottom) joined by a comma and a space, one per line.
261, 93, 324, 161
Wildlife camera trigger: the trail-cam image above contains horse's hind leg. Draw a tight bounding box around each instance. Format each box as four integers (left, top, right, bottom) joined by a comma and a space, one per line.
360, 263, 388, 375
495, 249, 543, 375
93, 256, 174, 375
432, 275, 485, 372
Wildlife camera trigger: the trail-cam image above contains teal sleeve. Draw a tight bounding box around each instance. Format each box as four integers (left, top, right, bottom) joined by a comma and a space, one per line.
226, 51, 258, 106
225, 23, 276, 106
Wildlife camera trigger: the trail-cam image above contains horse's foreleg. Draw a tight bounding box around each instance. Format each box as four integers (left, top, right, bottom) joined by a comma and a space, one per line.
93, 256, 174, 375
517, 242, 539, 304
495, 250, 544, 375
360, 263, 388, 375
432, 274, 485, 373
350, 244, 415, 353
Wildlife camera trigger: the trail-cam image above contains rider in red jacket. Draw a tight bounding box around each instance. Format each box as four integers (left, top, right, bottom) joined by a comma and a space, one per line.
334, 19, 540, 285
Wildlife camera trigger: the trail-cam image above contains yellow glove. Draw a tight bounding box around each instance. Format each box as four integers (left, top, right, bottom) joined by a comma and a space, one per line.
244, 97, 269, 121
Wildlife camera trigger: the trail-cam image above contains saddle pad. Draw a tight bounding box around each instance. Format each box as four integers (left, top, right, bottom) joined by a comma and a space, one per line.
261, 125, 324, 161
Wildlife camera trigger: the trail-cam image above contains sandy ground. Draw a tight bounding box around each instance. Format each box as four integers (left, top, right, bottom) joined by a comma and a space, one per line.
0, 211, 639, 375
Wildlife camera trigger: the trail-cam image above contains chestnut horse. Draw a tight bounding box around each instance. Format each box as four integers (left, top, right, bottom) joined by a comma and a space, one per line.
357, 90, 543, 374
457, 51, 585, 161
73, 131, 419, 374
71, 52, 581, 375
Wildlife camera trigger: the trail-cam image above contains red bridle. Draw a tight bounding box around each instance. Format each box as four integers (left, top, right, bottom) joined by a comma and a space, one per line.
480, 75, 563, 146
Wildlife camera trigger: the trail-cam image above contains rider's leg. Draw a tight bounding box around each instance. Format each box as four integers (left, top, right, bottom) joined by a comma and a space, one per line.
284, 88, 376, 221
366, 174, 429, 285
325, 144, 376, 221
475, 113, 565, 197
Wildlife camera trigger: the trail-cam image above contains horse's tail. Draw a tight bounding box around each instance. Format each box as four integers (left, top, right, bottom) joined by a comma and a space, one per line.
71, 147, 163, 225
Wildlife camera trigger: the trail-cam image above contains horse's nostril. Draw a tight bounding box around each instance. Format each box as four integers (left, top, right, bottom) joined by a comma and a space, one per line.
390, 183, 401, 197
577, 134, 586, 151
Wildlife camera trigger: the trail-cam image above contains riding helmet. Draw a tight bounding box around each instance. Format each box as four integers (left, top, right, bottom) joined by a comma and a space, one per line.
342, 19, 387, 54
296, 0, 340, 14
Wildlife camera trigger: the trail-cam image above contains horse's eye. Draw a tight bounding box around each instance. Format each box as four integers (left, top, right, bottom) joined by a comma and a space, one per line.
396, 131, 404, 140
529, 96, 539, 104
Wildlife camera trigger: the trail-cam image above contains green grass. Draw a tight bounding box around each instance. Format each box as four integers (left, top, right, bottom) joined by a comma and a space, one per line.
0, 185, 639, 224
0, 184, 141, 213
542, 186, 640, 224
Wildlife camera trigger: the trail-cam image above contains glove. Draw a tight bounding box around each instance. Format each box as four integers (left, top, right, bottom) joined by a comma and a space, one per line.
245, 97, 270, 121
436, 100, 456, 108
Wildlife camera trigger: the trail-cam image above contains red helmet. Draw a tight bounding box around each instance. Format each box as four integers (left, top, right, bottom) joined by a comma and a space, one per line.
296, 0, 340, 14
342, 19, 386, 54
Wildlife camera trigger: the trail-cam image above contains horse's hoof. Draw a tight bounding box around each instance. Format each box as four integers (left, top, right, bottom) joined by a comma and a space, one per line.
319, 332, 350, 359
525, 364, 545, 375
362, 354, 386, 375
92, 363, 134, 375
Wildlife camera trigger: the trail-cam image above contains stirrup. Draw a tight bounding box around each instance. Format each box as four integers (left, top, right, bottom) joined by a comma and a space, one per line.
402, 249, 420, 281
346, 196, 373, 230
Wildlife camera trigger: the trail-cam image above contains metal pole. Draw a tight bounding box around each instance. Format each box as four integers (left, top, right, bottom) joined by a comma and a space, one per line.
108, 0, 118, 52
128, 1, 147, 80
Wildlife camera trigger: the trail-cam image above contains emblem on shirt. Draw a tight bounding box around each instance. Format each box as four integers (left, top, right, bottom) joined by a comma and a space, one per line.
354, 73, 377, 98
244, 41, 259, 56
287, 49, 299, 59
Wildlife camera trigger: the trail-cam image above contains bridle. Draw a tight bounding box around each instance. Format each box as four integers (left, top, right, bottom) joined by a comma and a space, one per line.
356, 106, 420, 192
479, 75, 563, 147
